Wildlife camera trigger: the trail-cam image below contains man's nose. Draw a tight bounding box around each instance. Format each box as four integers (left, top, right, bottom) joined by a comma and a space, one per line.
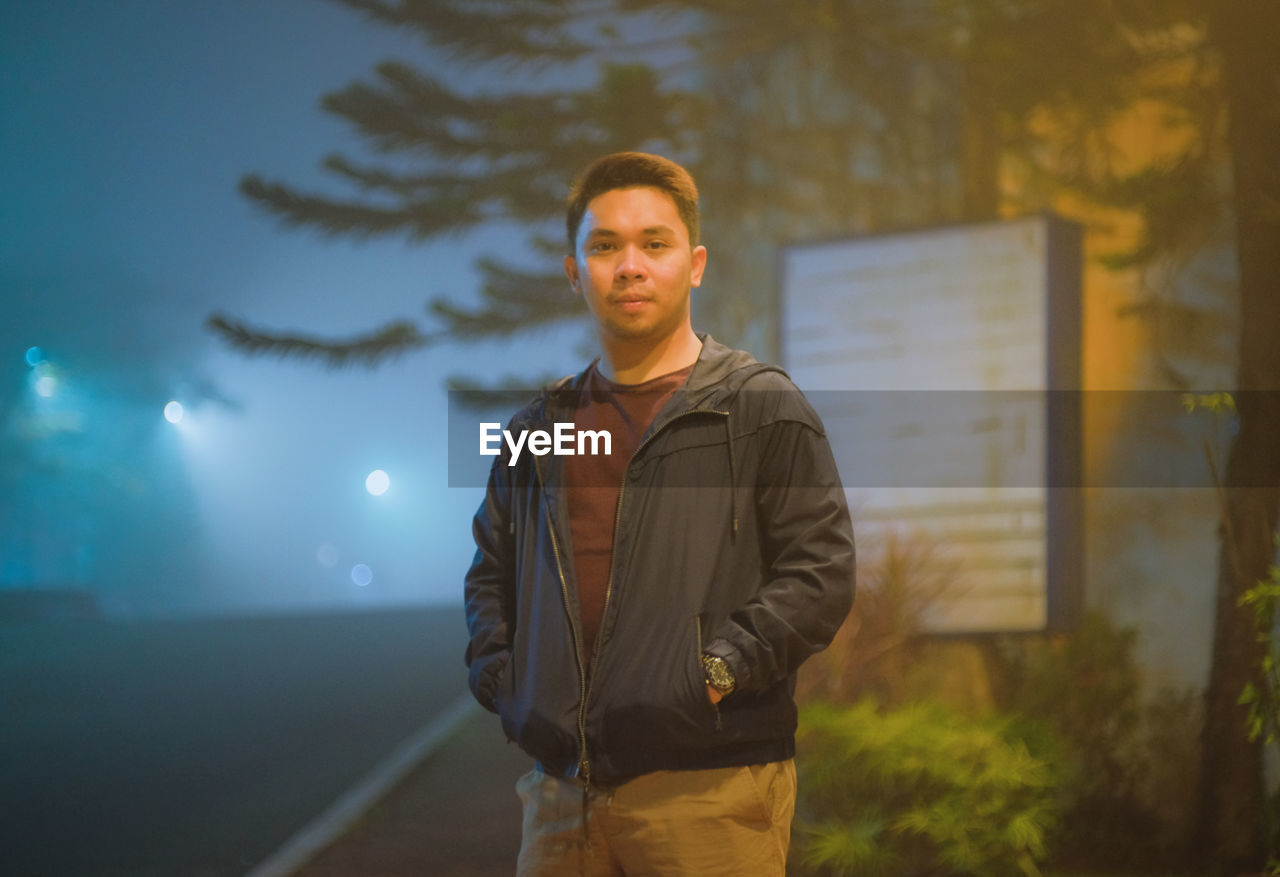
615, 244, 646, 280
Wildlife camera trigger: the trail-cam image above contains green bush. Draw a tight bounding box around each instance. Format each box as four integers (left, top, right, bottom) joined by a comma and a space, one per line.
997, 612, 1198, 869
794, 699, 1060, 877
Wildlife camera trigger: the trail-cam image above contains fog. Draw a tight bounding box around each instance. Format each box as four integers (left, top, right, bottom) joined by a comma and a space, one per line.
0, 1, 577, 616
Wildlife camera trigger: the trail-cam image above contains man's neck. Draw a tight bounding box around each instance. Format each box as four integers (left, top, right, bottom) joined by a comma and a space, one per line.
598, 328, 702, 385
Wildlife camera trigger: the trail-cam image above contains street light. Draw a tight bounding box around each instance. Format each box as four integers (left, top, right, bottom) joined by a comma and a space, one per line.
365, 469, 390, 496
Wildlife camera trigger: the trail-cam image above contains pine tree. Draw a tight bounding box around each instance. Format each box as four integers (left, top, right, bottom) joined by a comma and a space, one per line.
213, 1, 1170, 375
215, 0, 1084, 374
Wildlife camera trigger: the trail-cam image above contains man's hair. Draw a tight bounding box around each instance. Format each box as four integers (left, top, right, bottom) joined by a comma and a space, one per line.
566, 152, 700, 253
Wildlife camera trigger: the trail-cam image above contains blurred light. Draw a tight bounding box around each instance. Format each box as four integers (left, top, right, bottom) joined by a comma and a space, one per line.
164, 401, 184, 424
351, 563, 373, 587
365, 469, 390, 496
34, 375, 57, 397
316, 543, 339, 568
25, 346, 45, 367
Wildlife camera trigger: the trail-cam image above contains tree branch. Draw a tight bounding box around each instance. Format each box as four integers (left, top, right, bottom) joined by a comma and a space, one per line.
206, 313, 434, 368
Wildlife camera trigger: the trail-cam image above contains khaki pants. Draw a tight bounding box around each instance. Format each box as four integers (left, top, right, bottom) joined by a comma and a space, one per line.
515, 760, 796, 876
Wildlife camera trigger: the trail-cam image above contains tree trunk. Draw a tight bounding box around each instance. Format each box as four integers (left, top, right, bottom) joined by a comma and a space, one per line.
1197, 0, 1280, 869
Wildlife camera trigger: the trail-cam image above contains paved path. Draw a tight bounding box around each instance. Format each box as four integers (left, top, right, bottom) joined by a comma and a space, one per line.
0, 608, 470, 876
291, 705, 528, 876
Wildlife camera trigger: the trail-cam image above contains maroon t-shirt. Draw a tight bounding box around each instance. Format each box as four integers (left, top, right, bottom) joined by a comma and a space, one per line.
565, 361, 695, 666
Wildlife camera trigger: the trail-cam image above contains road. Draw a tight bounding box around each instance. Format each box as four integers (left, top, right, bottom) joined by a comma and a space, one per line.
0, 606, 469, 877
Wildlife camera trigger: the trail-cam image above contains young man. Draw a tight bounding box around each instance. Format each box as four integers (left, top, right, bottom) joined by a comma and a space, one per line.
464, 152, 855, 875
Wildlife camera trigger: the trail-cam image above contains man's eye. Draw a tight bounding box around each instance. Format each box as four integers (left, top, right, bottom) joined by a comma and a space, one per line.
590, 242, 615, 253
646, 241, 669, 250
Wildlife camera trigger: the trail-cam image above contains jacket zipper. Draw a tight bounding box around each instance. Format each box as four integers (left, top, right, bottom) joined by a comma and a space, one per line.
538, 405, 730, 787
586, 407, 731, 768
532, 457, 590, 784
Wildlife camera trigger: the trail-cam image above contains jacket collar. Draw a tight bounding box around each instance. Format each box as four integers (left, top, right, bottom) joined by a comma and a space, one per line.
527, 333, 783, 427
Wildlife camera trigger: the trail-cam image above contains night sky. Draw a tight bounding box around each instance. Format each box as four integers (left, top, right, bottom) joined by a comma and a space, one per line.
1, 1, 580, 615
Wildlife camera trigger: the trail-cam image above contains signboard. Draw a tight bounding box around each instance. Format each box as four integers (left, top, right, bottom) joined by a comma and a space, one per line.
780, 214, 1082, 633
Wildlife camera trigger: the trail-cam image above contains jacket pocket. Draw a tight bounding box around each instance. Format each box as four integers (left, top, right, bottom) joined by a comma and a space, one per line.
598, 615, 719, 752
693, 614, 722, 731
493, 654, 518, 741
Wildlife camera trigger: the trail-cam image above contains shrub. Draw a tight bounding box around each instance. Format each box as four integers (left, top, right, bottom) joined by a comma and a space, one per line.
996, 612, 1200, 869
797, 529, 964, 707
794, 699, 1059, 877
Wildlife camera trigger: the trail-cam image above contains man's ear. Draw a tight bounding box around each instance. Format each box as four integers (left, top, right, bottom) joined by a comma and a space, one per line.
690, 245, 707, 288
564, 255, 580, 293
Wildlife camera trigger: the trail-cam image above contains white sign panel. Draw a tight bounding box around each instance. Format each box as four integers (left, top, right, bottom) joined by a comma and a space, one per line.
781, 215, 1082, 633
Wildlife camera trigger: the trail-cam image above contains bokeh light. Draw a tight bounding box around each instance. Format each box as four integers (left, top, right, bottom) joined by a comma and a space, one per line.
351, 563, 373, 587
34, 374, 57, 397
25, 346, 45, 367
365, 469, 390, 496
164, 401, 184, 423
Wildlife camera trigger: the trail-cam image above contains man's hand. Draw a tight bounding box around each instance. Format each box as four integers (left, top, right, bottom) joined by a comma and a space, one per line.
707, 685, 724, 705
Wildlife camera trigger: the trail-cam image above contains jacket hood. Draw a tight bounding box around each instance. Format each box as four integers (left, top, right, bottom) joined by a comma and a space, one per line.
523, 333, 785, 427
683, 333, 782, 405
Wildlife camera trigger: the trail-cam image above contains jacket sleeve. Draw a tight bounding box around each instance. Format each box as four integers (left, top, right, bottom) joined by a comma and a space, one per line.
463, 454, 517, 713
705, 415, 856, 695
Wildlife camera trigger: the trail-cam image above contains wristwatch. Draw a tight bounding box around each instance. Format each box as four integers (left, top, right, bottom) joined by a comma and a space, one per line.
702, 654, 736, 696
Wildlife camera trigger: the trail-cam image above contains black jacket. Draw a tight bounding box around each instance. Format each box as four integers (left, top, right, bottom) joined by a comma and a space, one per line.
464, 335, 855, 784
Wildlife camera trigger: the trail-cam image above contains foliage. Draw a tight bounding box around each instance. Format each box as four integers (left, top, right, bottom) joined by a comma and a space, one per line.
1237, 550, 1280, 870
793, 517, 1208, 869
797, 528, 963, 707
1003, 614, 1142, 806
800, 542, 1200, 871
794, 699, 1059, 877
998, 612, 1199, 869
1237, 557, 1280, 747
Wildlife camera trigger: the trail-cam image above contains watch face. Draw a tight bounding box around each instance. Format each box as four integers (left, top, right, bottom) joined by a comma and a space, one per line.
705, 656, 734, 691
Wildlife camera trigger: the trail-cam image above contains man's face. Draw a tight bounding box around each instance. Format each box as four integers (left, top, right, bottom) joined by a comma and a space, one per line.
564, 186, 707, 346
